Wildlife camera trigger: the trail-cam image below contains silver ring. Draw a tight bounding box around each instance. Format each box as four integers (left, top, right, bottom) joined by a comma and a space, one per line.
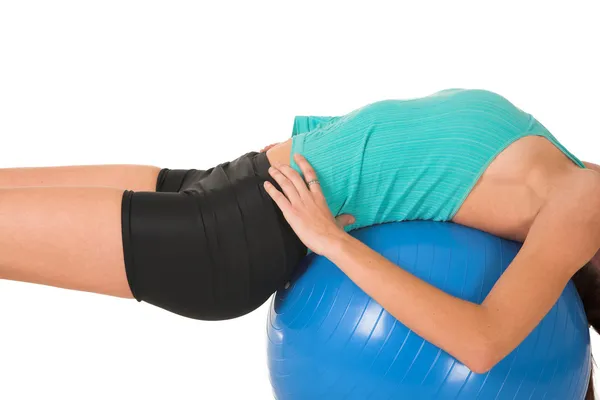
307, 179, 320, 187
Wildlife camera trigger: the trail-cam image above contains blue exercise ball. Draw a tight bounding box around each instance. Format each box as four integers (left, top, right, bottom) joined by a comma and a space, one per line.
267, 221, 591, 399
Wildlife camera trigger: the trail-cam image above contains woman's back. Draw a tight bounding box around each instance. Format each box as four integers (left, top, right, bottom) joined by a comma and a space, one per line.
268, 88, 587, 239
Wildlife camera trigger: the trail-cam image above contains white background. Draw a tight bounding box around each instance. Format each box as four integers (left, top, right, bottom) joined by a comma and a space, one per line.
0, 1, 598, 399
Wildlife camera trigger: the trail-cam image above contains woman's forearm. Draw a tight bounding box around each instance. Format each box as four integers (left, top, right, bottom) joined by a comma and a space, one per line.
321, 182, 599, 374
325, 232, 493, 373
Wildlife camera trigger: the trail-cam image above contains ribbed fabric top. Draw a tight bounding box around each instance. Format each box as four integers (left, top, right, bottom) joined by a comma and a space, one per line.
289, 88, 585, 231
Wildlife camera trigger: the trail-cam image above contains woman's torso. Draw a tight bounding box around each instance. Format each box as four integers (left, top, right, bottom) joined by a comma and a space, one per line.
267, 89, 586, 242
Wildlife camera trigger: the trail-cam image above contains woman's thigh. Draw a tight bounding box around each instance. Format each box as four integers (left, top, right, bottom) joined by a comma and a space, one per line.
123, 151, 307, 320
0, 186, 132, 298
0, 164, 161, 191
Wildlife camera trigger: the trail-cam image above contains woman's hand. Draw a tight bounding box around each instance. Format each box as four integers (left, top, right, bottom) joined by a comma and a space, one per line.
263, 153, 355, 255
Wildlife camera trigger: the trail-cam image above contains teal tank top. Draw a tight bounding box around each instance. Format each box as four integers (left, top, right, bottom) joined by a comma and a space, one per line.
289, 88, 585, 231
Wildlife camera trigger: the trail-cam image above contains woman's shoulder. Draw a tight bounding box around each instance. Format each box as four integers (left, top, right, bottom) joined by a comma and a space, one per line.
549, 168, 600, 218
527, 168, 600, 275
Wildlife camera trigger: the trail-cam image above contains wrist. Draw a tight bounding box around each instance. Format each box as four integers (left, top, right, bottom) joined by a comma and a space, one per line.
321, 229, 354, 258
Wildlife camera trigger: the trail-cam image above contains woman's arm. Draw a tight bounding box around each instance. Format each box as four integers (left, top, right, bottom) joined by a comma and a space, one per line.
326, 193, 599, 372
264, 154, 600, 374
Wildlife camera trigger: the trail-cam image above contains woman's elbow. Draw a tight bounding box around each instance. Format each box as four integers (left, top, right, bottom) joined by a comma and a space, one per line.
462, 341, 502, 375
465, 355, 497, 375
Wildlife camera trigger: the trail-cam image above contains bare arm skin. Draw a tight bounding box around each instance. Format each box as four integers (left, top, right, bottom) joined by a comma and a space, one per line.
326, 180, 600, 373
265, 154, 600, 374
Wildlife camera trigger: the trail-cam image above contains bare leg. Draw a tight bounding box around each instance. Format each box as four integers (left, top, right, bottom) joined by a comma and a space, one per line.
0, 164, 161, 191
0, 186, 132, 298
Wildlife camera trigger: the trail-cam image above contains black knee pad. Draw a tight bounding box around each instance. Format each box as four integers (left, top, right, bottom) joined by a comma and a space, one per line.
121, 152, 307, 320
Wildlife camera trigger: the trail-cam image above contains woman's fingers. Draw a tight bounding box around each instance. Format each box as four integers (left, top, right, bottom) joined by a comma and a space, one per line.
335, 214, 356, 229
275, 163, 313, 200
293, 153, 323, 195
268, 166, 301, 204
263, 181, 294, 216
268, 154, 327, 210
